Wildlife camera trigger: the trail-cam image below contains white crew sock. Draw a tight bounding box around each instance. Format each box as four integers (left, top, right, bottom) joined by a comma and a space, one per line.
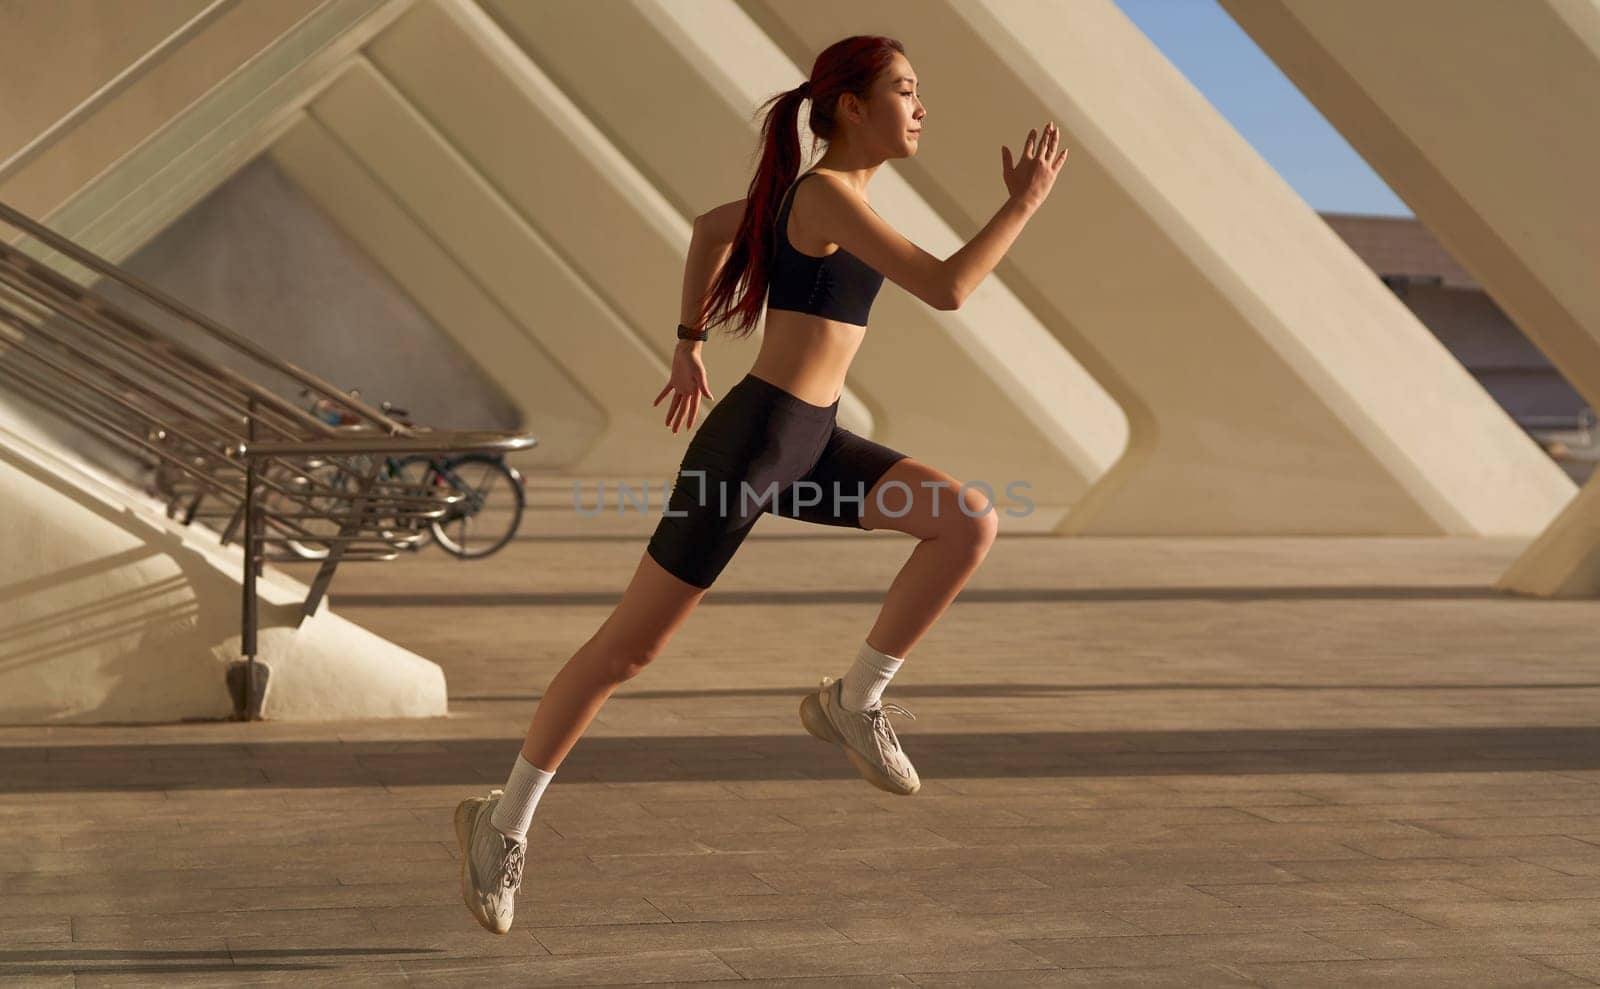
839, 639, 905, 712
488, 753, 555, 841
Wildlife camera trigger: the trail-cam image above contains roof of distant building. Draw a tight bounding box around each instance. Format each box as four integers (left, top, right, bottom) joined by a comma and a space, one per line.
1319, 212, 1480, 291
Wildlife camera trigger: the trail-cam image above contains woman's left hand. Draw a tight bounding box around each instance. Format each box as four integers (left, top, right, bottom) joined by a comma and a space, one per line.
653, 341, 715, 433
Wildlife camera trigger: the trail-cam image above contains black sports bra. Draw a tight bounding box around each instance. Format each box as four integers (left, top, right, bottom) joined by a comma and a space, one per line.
766, 171, 885, 327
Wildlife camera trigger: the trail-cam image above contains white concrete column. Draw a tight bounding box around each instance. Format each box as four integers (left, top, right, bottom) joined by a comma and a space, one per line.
1218, 0, 1600, 592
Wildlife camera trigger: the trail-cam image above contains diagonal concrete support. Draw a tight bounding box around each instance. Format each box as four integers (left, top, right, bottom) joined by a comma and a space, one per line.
0, 0, 218, 170
0, 0, 413, 272
269, 113, 602, 462
738, 0, 1573, 536
0, 0, 329, 218
302, 59, 670, 472
1217, 0, 1600, 592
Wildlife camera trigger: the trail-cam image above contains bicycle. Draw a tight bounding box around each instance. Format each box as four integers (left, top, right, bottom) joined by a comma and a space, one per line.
280, 389, 527, 561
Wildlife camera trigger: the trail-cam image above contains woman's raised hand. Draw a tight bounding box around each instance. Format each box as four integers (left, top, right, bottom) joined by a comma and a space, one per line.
653, 343, 714, 434
1002, 121, 1070, 209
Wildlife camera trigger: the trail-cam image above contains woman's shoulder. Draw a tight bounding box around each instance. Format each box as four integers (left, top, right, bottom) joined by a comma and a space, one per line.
793, 169, 869, 206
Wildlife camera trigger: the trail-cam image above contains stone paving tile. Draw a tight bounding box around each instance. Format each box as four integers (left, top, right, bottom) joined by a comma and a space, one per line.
1190, 878, 1505, 907
399, 947, 740, 986
1539, 955, 1600, 982
1457, 876, 1600, 901
712, 934, 1058, 980
1294, 784, 1600, 805
1101, 903, 1436, 936
0, 973, 75, 988
1413, 817, 1600, 838
226, 928, 550, 961
0, 883, 458, 920
906, 964, 1259, 987
1245, 799, 1600, 823
582, 848, 871, 880
75, 963, 413, 987
0, 864, 343, 899
1230, 955, 1592, 987
70, 908, 378, 943
1013, 931, 1361, 967
1271, 856, 1572, 883
750, 864, 1048, 896
1158, 819, 1439, 842
527, 918, 846, 955
829, 909, 1144, 943
1310, 924, 1600, 958
1098, 837, 1375, 865
1523, 856, 1600, 877
604, 972, 921, 979
1381, 898, 1600, 929
361, 898, 669, 932
855, 847, 1302, 885
547, 815, 809, 840
680, 826, 962, 855
0, 914, 71, 943
18, 840, 454, 875
644, 890, 955, 923
919, 884, 1235, 914
1344, 836, 1600, 860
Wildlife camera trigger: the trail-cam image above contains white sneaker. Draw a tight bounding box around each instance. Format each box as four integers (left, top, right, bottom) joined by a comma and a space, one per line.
799, 676, 921, 795
453, 789, 526, 934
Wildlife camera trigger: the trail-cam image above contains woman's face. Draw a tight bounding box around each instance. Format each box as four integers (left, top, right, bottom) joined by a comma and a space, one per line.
858, 54, 925, 158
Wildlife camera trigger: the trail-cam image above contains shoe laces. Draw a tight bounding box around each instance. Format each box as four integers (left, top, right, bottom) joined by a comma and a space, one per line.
867, 701, 916, 750
499, 837, 525, 891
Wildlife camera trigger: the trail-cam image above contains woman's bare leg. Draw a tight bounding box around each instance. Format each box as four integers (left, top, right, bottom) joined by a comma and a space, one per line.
518, 550, 708, 769
857, 458, 999, 658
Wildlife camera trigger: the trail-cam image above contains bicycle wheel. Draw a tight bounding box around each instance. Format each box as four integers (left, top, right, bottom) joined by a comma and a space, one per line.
390, 455, 442, 550
429, 454, 525, 559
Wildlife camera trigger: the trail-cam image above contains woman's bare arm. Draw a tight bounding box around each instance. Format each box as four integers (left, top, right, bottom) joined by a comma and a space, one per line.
678, 219, 733, 354
695, 198, 747, 247
804, 173, 1038, 311
940, 195, 1038, 309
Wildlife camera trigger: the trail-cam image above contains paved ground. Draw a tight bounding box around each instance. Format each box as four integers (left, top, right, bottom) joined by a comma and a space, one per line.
4, 478, 1600, 986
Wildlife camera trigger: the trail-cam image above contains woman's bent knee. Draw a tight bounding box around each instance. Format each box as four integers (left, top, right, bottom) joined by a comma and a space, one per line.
583, 636, 661, 683
612, 649, 658, 682
929, 486, 998, 553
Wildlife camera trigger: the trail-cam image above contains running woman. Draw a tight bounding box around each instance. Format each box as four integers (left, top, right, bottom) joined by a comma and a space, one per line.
455, 34, 1068, 935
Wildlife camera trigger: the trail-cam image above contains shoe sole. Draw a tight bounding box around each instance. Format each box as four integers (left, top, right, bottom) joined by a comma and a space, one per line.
799, 692, 920, 796
453, 796, 510, 935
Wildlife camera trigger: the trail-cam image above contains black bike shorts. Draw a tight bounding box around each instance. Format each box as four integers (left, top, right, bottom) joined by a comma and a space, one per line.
646, 372, 910, 589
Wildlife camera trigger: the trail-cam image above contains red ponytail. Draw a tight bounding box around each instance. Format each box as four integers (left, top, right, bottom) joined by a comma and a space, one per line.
694, 35, 906, 341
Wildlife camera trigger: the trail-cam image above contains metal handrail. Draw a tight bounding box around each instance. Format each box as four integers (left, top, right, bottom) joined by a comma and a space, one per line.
0, 198, 408, 436
0, 200, 538, 720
